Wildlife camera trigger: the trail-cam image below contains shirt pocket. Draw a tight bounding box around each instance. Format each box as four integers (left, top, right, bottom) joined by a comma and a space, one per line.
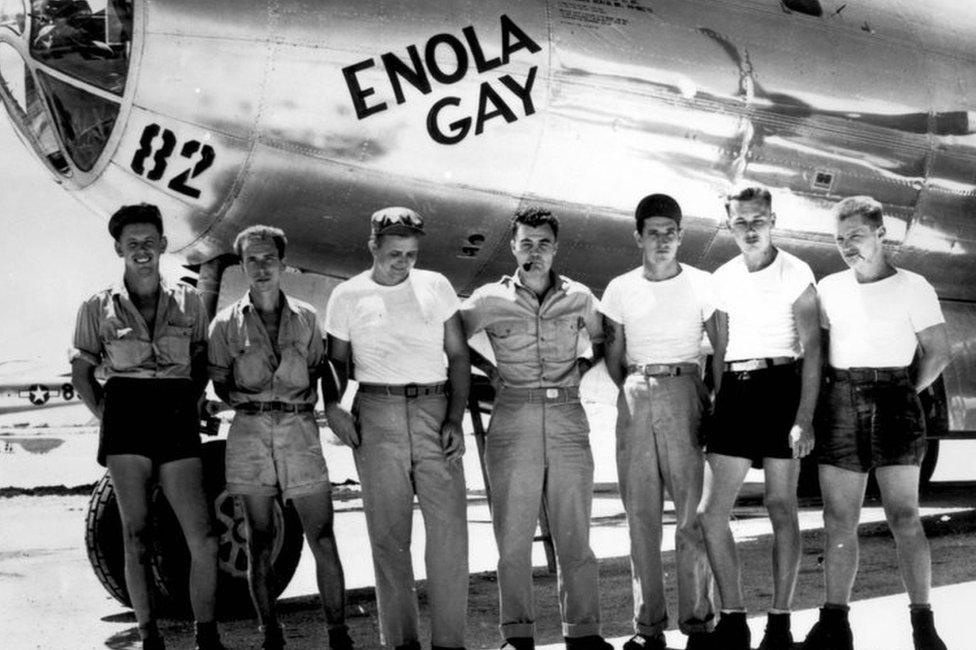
156, 324, 194, 367
488, 320, 531, 364
101, 321, 152, 371
233, 344, 275, 393
277, 343, 312, 393
544, 316, 583, 362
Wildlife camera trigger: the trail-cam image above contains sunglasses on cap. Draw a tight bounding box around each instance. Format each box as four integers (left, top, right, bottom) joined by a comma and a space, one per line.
371, 207, 426, 235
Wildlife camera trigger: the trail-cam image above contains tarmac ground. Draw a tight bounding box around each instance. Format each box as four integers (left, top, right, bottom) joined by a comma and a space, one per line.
1, 400, 974, 650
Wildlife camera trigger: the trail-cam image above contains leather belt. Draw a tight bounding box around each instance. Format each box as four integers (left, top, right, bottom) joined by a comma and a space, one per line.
829, 366, 910, 383
236, 401, 314, 413
725, 357, 796, 372
500, 386, 579, 401
358, 382, 448, 398
628, 362, 699, 378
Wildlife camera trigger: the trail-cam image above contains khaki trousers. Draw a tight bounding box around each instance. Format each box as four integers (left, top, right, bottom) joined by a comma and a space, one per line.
355, 392, 468, 647
615, 374, 716, 636
486, 387, 602, 639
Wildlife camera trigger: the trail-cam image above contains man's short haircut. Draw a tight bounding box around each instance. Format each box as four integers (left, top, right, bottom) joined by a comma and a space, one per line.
510, 206, 559, 240
834, 195, 884, 229
234, 225, 287, 259
635, 193, 682, 233
107, 203, 164, 240
724, 185, 773, 217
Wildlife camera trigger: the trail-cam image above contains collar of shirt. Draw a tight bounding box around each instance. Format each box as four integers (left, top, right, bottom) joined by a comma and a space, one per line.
238, 289, 295, 317
504, 269, 570, 302
110, 275, 172, 301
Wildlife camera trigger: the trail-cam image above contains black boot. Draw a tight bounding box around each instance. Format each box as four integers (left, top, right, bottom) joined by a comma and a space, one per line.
261, 623, 286, 650
623, 633, 666, 650
685, 631, 712, 650
801, 605, 853, 650
565, 635, 614, 650
395, 642, 421, 650
501, 638, 534, 650
758, 612, 792, 650
712, 611, 750, 650
194, 621, 227, 650
328, 625, 355, 650
910, 606, 947, 650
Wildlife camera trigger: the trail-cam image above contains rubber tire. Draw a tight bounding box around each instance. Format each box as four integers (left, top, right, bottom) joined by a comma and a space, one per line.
85, 472, 131, 607
84, 440, 305, 617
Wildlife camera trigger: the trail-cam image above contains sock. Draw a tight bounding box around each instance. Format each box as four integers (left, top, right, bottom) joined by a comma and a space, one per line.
766, 611, 790, 632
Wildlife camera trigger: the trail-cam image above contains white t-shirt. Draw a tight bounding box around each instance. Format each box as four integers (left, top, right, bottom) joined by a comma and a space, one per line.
818, 268, 944, 368
714, 249, 815, 361
599, 264, 716, 365
324, 269, 459, 384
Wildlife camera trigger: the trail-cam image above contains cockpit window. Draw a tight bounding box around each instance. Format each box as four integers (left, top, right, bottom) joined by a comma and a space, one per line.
0, 42, 69, 173
28, 0, 132, 95
36, 68, 117, 171
0, 0, 26, 34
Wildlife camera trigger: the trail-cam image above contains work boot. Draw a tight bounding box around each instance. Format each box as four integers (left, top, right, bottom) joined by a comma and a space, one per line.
910, 606, 947, 650
395, 642, 421, 650
328, 625, 354, 650
261, 623, 286, 650
501, 638, 534, 650
685, 631, 712, 650
758, 612, 793, 650
565, 635, 614, 650
801, 606, 853, 650
712, 611, 750, 650
623, 632, 666, 650
194, 621, 226, 650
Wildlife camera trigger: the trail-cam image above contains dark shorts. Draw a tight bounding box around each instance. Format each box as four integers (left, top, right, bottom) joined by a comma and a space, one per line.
98, 378, 201, 467
814, 369, 926, 473
706, 362, 801, 468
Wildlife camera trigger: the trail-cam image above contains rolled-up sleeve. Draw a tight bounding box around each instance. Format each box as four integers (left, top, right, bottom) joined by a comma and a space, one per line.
460, 291, 489, 337
71, 298, 102, 367
583, 289, 604, 344
207, 318, 233, 384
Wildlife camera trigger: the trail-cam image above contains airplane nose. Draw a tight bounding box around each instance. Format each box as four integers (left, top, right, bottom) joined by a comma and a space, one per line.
0, 1, 133, 178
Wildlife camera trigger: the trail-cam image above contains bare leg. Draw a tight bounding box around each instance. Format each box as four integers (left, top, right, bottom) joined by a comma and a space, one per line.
240, 494, 280, 629
875, 465, 930, 604
818, 464, 868, 604
106, 455, 156, 631
697, 453, 752, 610
290, 490, 347, 628
762, 458, 801, 610
158, 457, 220, 623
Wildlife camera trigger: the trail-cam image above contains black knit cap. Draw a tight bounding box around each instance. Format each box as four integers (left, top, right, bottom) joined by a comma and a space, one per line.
635, 193, 682, 227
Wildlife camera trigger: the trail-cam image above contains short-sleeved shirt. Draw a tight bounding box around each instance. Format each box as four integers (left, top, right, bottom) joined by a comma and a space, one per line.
599, 264, 715, 365
817, 268, 944, 368
208, 292, 325, 407
72, 278, 208, 380
714, 249, 815, 361
324, 269, 459, 384
460, 272, 604, 389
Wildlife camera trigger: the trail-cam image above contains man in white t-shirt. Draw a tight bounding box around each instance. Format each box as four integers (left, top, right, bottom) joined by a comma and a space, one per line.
801, 197, 951, 650
698, 186, 822, 650
323, 207, 470, 650
601, 194, 718, 650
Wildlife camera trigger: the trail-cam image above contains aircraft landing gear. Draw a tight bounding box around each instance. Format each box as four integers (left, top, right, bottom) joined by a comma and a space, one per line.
84, 439, 305, 616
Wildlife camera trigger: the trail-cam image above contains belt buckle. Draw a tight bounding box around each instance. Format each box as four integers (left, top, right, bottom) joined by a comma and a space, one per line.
545, 388, 558, 400
670, 366, 681, 377
404, 383, 419, 398
740, 370, 751, 381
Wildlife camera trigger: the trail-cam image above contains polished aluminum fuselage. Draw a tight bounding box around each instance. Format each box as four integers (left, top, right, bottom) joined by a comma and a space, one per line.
5, 0, 976, 428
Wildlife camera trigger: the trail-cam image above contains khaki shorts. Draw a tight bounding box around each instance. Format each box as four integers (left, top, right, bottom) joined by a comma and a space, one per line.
226, 411, 330, 501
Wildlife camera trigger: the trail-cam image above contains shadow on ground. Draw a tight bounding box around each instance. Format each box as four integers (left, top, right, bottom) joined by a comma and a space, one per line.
120, 487, 976, 649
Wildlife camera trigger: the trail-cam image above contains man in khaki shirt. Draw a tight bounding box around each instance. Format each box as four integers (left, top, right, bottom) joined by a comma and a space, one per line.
72, 203, 224, 650
461, 207, 610, 650
209, 225, 351, 650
